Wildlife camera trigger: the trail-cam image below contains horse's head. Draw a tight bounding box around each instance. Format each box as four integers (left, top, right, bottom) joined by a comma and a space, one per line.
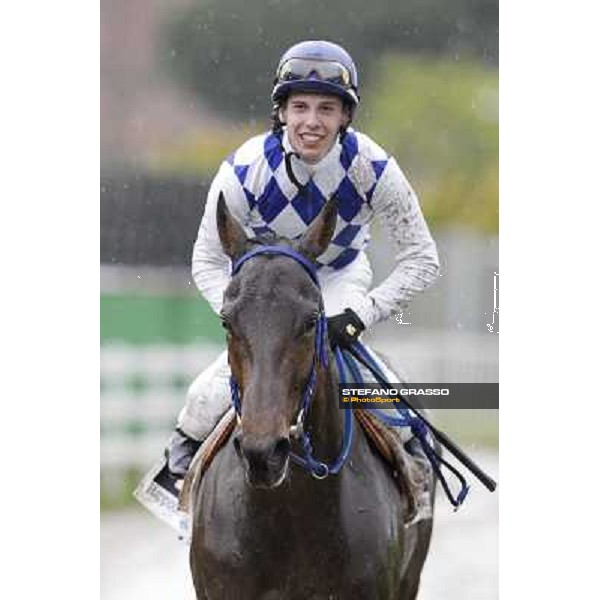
217, 192, 338, 488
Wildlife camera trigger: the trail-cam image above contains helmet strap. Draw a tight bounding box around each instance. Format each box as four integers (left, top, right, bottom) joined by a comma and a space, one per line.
338, 101, 355, 142
270, 102, 285, 134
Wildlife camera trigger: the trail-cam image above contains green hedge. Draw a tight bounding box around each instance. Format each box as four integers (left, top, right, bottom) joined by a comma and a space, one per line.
101, 295, 224, 345
358, 54, 498, 233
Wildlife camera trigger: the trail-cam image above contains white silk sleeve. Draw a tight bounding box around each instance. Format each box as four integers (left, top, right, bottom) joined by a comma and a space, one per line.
191, 162, 251, 314
352, 158, 440, 328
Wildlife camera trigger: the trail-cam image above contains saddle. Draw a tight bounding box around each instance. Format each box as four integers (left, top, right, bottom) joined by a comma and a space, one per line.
178, 407, 424, 522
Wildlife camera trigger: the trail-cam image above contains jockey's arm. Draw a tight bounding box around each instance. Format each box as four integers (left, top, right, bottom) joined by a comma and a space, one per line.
191, 162, 248, 313
352, 158, 440, 330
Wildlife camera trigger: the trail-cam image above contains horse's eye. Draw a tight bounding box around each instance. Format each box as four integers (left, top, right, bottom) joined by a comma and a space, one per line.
300, 318, 317, 337
221, 318, 231, 332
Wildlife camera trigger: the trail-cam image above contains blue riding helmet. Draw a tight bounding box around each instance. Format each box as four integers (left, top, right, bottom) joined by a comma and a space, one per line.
271, 40, 360, 107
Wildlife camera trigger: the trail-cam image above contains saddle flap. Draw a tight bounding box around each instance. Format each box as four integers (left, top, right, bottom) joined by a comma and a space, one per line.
354, 409, 425, 523
178, 407, 237, 513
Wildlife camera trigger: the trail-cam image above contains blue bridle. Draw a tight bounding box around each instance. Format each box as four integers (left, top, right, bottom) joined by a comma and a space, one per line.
228, 245, 354, 479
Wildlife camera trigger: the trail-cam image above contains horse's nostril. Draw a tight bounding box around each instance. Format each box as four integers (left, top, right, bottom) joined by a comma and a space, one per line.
272, 437, 291, 462
239, 435, 290, 468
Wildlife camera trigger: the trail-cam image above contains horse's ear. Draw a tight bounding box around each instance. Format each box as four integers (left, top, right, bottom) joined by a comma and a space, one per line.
297, 196, 339, 261
217, 192, 248, 259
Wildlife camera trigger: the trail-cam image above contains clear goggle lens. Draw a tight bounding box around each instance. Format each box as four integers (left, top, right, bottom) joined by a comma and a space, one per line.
276, 58, 352, 88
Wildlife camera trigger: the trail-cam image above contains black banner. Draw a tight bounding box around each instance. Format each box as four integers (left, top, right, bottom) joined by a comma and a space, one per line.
338, 383, 499, 410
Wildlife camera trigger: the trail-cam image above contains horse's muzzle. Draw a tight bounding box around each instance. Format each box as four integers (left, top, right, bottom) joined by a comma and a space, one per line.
235, 433, 291, 489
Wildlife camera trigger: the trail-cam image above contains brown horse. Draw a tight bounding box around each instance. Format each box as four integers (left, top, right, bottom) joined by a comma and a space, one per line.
189, 194, 434, 599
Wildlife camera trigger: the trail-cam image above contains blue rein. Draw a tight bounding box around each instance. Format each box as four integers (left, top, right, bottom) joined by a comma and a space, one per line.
341, 343, 470, 508
228, 245, 469, 509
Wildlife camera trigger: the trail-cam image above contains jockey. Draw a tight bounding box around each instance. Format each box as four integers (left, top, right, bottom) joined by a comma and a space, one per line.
165, 40, 440, 515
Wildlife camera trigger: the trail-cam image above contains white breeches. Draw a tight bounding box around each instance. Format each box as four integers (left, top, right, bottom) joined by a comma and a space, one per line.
177, 254, 411, 442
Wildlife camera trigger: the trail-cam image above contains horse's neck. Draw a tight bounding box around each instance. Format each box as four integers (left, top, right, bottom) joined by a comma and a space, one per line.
304, 356, 346, 461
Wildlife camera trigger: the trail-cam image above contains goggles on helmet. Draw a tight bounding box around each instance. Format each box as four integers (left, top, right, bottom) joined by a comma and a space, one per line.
275, 58, 353, 89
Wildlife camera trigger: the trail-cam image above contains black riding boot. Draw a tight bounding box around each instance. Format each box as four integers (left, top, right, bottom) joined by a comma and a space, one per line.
148, 429, 204, 500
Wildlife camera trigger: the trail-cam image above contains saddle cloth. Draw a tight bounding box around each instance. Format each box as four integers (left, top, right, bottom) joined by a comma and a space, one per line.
178, 407, 424, 523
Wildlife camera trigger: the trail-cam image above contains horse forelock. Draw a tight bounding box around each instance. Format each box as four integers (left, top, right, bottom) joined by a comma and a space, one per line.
247, 232, 291, 248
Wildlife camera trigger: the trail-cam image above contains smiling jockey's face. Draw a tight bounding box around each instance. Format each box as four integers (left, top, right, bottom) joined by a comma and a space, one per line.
280, 93, 350, 164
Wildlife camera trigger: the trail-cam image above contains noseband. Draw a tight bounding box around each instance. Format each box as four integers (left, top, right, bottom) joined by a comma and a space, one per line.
228, 244, 352, 479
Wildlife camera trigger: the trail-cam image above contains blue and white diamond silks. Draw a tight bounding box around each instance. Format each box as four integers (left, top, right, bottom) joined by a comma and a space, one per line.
225, 128, 389, 271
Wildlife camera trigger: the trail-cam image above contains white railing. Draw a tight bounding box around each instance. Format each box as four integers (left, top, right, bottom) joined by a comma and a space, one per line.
371, 329, 499, 383
101, 332, 497, 473
101, 344, 222, 470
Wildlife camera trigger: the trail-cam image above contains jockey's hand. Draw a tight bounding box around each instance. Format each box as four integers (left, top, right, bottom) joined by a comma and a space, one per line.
327, 308, 365, 350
